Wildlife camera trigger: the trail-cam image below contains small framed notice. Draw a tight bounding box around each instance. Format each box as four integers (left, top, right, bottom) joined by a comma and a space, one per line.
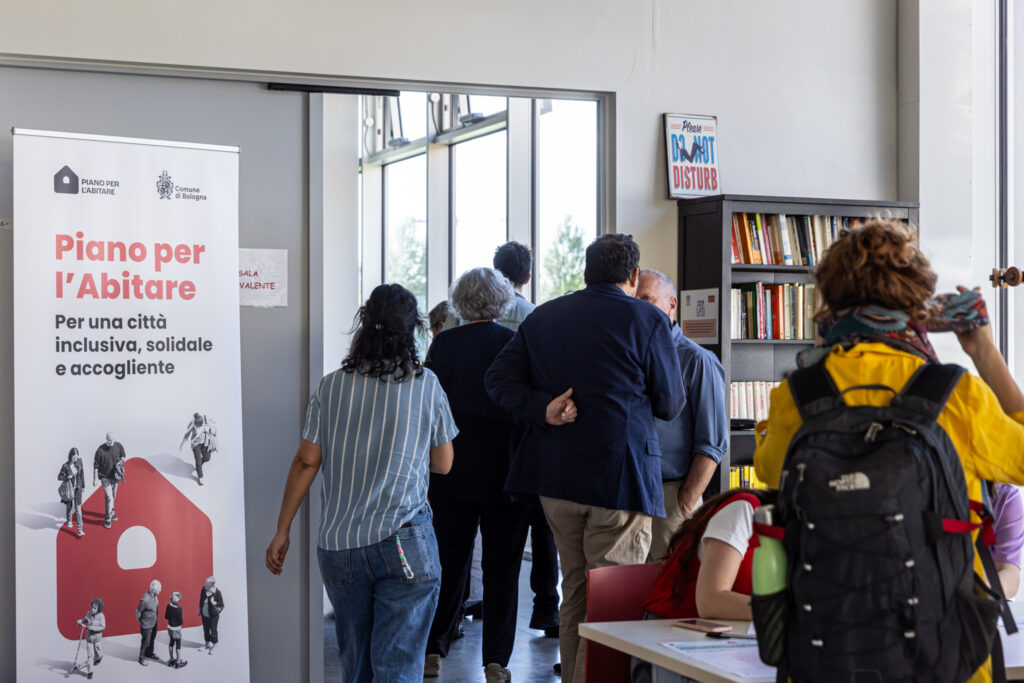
679, 288, 719, 345
664, 113, 721, 199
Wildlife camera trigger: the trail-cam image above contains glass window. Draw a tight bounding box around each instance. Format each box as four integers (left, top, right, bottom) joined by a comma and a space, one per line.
536, 99, 597, 302
453, 131, 507, 277
466, 95, 507, 117
397, 91, 427, 142
384, 155, 427, 312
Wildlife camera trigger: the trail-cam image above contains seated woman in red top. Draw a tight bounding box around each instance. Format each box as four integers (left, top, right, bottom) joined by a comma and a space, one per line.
645, 487, 776, 620
634, 488, 776, 682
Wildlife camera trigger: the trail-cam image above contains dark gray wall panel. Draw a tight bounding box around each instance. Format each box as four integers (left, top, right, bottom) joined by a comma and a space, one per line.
0, 65, 308, 683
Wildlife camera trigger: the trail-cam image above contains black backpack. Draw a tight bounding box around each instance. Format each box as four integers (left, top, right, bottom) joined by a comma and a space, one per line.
754, 362, 1014, 683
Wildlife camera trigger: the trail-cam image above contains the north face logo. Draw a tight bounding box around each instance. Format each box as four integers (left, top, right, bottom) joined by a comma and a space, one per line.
54, 166, 79, 194
56, 458, 213, 639
828, 472, 871, 492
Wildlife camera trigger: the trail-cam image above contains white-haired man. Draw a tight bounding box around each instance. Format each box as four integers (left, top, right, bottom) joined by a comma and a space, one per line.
636, 269, 728, 560
136, 579, 161, 666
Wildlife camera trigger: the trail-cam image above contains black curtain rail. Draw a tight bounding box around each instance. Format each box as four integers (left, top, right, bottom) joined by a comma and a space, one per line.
267, 82, 401, 97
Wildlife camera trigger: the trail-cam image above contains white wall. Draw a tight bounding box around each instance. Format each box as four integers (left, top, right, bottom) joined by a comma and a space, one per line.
1, 0, 898, 280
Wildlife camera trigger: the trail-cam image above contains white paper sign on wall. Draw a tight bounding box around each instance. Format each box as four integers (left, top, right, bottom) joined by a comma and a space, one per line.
239, 248, 287, 307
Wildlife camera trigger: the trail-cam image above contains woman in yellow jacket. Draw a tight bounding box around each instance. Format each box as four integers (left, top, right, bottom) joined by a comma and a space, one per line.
753, 218, 1024, 683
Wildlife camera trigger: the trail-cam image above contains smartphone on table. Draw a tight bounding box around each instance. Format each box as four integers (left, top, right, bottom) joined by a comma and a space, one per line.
673, 618, 731, 633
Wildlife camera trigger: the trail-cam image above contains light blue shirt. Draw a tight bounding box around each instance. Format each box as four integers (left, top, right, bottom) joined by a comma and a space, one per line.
655, 323, 729, 480
302, 367, 458, 550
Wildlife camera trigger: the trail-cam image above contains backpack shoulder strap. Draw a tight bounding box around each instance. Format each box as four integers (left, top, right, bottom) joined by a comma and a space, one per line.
897, 363, 965, 423
786, 363, 840, 421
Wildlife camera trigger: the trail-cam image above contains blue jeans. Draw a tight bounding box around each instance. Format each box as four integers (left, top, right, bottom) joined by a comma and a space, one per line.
318, 508, 441, 683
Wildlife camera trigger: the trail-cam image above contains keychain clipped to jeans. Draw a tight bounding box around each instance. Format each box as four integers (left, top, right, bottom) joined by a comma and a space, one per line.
395, 537, 415, 580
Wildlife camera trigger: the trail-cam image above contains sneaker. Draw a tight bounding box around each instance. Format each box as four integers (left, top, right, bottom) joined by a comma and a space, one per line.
198, 478, 204, 486
94, 655, 102, 665
78, 528, 85, 537
553, 662, 561, 676
110, 513, 118, 521
86, 674, 93, 680
147, 653, 160, 660
103, 520, 111, 529
66, 520, 74, 529
176, 660, 188, 669
424, 654, 441, 678
484, 663, 511, 681
139, 659, 148, 667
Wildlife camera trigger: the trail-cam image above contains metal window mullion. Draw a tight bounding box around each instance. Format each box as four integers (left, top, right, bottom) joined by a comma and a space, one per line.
426, 140, 451, 310
507, 98, 533, 288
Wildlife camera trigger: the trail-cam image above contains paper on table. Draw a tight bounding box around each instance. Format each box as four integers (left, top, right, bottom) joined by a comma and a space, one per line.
661, 640, 757, 652
681, 646, 776, 679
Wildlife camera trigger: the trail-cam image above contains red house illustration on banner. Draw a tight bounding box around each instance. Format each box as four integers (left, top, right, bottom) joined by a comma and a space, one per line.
56, 458, 213, 639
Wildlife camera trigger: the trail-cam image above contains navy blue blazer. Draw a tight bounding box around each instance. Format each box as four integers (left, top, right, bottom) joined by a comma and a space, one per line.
484, 283, 685, 516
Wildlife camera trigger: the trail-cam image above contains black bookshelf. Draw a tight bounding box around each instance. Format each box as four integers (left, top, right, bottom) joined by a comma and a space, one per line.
677, 194, 920, 492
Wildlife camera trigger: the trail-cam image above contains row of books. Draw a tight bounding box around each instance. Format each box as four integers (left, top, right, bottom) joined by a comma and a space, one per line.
729, 465, 771, 490
730, 282, 817, 340
730, 381, 779, 422
730, 213, 858, 267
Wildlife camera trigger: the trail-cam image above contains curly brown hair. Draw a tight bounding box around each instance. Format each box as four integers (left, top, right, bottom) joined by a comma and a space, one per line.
814, 218, 936, 322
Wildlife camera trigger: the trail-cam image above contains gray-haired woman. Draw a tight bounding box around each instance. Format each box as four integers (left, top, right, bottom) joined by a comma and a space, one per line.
424, 267, 533, 682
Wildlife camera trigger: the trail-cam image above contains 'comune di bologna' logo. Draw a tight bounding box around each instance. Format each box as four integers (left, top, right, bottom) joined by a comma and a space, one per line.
54, 166, 79, 194
157, 171, 173, 199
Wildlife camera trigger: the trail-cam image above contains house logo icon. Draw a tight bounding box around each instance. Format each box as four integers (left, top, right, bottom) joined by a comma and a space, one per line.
54, 166, 79, 194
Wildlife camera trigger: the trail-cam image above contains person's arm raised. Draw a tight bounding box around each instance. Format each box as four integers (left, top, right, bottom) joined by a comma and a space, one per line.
956, 322, 1024, 415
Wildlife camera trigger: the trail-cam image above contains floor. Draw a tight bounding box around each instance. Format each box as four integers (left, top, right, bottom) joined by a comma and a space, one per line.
324, 556, 561, 682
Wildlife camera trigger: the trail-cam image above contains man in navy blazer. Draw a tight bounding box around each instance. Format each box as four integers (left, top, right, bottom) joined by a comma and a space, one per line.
485, 234, 685, 683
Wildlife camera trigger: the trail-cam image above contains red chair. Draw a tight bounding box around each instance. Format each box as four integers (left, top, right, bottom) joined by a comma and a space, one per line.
583, 562, 665, 683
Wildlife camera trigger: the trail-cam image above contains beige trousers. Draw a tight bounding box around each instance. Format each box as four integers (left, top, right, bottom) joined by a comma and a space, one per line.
648, 480, 689, 563
540, 496, 652, 683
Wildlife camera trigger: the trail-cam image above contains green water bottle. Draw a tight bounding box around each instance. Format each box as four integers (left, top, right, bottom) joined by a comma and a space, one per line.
752, 504, 787, 594
751, 504, 787, 666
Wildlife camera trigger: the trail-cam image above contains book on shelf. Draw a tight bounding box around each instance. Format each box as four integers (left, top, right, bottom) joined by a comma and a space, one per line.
728, 212, 889, 267
730, 380, 780, 422
730, 282, 816, 340
729, 465, 771, 490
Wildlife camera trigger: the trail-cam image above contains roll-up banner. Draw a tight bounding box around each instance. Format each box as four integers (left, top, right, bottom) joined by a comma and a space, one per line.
13, 129, 249, 681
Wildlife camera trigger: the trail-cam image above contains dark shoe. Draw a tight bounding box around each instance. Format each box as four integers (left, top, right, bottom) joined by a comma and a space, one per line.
464, 600, 483, 619
94, 655, 102, 665
86, 674, 93, 680
176, 660, 188, 669
553, 662, 561, 676
544, 626, 559, 638
139, 659, 148, 667
104, 520, 111, 528
147, 653, 160, 660
529, 611, 560, 631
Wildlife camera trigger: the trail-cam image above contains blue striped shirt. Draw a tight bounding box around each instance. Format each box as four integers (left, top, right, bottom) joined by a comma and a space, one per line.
302, 367, 458, 550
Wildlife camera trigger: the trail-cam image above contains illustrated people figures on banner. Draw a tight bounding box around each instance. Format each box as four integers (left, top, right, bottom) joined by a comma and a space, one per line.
59, 448, 85, 536
180, 413, 217, 486
199, 576, 224, 654
76, 597, 105, 679
137, 579, 161, 666
93, 432, 126, 528
166, 591, 188, 669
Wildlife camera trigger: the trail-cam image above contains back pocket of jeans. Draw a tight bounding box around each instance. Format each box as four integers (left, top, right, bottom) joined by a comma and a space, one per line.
386, 525, 438, 584
316, 547, 354, 586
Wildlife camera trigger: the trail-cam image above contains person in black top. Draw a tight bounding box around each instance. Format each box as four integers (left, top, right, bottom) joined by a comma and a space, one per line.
165, 591, 187, 668
92, 432, 126, 528
198, 577, 224, 654
423, 268, 532, 683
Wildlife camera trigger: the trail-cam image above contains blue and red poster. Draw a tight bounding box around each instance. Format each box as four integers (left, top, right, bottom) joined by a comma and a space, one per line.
664, 113, 721, 199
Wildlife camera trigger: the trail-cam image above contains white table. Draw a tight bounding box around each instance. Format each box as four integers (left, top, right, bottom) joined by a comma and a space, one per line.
579, 619, 772, 683
581, 617, 1024, 683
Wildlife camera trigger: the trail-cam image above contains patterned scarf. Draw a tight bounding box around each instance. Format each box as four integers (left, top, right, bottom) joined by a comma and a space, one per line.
797, 290, 988, 368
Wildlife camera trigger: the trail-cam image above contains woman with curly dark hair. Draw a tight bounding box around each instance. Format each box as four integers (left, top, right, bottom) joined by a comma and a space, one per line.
754, 218, 1024, 683
266, 283, 458, 682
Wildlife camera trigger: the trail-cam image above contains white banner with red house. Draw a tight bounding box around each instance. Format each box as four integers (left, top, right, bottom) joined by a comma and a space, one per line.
13, 129, 249, 681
